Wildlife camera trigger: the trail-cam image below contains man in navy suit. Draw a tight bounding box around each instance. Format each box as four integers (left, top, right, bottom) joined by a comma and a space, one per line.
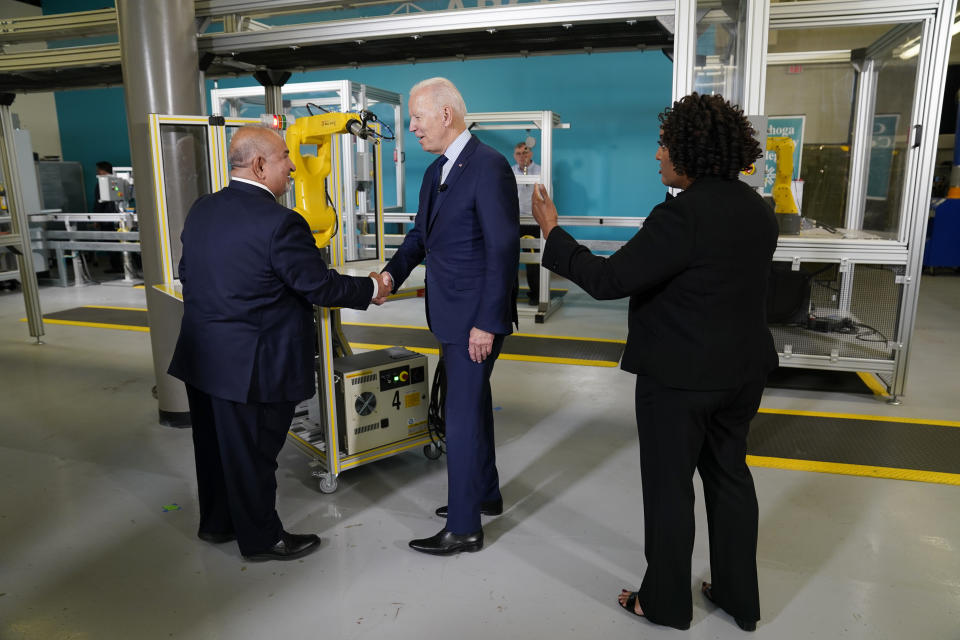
169, 125, 389, 561
382, 77, 519, 555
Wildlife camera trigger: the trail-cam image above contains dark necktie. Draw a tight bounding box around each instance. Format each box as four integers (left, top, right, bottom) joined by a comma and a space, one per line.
428, 156, 448, 224
435, 155, 448, 192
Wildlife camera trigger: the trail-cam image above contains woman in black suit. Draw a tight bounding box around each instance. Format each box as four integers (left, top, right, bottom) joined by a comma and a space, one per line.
532, 93, 777, 632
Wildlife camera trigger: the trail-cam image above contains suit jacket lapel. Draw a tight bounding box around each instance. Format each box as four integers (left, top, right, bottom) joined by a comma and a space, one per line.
427, 135, 479, 236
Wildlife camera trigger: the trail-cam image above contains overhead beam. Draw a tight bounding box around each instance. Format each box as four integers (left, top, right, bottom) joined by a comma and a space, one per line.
0, 8, 117, 44
0, 43, 120, 72
198, 0, 674, 54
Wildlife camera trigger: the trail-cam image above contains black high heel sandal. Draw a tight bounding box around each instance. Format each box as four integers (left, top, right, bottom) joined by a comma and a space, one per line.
701, 582, 757, 632
617, 590, 644, 619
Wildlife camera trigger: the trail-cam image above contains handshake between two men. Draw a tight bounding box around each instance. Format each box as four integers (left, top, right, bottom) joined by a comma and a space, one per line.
368, 271, 393, 306
364, 269, 495, 365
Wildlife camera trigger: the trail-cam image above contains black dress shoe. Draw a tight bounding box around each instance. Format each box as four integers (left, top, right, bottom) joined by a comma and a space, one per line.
243, 531, 321, 561
409, 528, 483, 555
198, 530, 236, 544
435, 498, 503, 518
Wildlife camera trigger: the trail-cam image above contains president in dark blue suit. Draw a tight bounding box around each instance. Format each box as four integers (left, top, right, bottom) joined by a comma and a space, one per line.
169, 125, 389, 561
383, 78, 519, 555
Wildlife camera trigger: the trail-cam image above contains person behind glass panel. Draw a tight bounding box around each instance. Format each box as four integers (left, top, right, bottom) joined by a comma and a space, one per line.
512, 142, 541, 305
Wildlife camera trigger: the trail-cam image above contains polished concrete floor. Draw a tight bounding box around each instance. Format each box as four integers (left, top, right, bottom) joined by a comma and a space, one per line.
0, 269, 958, 639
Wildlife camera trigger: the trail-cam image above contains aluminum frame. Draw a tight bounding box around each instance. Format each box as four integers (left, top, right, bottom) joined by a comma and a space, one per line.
198, 0, 676, 54
464, 110, 569, 323
210, 79, 405, 242
0, 103, 43, 340
764, 0, 957, 400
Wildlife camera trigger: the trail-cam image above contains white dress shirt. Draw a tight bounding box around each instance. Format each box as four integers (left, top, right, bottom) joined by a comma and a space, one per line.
440, 128, 473, 184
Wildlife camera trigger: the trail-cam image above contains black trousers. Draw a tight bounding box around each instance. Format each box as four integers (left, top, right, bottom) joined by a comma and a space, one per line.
633, 373, 764, 629
520, 223, 541, 302
185, 384, 296, 555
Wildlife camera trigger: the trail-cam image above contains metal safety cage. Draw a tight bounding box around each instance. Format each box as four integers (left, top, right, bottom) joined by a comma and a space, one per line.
147, 111, 421, 492
759, 0, 958, 401
770, 257, 907, 379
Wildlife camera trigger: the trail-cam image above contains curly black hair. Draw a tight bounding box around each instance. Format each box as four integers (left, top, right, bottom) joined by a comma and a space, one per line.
657, 93, 763, 181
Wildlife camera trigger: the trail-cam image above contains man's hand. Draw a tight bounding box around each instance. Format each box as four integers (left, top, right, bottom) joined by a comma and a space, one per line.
370, 271, 391, 305
468, 327, 495, 363
532, 184, 558, 239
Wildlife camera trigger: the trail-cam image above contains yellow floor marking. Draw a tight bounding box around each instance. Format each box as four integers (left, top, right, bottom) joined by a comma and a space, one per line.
22, 317, 148, 332
346, 343, 617, 367
758, 407, 960, 428
83, 304, 147, 312
748, 455, 960, 486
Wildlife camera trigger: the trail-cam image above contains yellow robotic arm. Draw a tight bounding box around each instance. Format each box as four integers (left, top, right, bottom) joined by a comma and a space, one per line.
286, 112, 372, 248
766, 136, 799, 215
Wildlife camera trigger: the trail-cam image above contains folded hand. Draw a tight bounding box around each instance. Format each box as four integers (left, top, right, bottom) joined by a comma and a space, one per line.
468, 327, 495, 363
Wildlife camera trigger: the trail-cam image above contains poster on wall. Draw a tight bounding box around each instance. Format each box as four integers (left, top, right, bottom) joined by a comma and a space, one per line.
764, 115, 805, 197
866, 114, 900, 200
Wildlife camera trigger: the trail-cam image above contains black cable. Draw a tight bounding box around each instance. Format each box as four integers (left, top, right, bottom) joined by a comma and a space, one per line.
854, 322, 890, 343
427, 357, 447, 455
356, 110, 395, 142
365, 112, 395, 141
305, 102, 330, 115
325, 189, 339, 240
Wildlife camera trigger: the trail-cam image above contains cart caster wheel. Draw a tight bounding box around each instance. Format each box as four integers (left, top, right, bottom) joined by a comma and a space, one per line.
318, 475, 338, 494
423, 444, 442, 460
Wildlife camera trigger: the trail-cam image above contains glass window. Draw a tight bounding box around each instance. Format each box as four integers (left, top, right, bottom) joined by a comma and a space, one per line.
159, 124, 212, 278
766, 22, 923, 238
694, 1, 746, 105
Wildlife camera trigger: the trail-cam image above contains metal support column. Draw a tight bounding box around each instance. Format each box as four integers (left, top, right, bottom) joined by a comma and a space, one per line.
672, 0, 696, 100
740, 0, 771, 115
254, 69, 291, 117
116, 0, 202, 426
0, 97, 43, 343
846, 55, 878, 231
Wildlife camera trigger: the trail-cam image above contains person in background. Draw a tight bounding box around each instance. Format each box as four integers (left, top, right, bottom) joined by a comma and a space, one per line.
532, 92, 776, 632
512, 141, 542, 305
89, 161, 123, 272
92, 161, 117, 214
168, 125, 390, 562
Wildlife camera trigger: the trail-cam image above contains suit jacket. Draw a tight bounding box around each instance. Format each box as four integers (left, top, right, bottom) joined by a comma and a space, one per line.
168, 180, 374, 404
543, 176, 779, 390
385, 135, 519, 343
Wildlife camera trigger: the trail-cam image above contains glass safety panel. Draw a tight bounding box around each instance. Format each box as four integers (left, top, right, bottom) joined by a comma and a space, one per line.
865, 24, 923, 236
157, 123, 213, 280
766, 21, 923, 239
693, 0, 749, 106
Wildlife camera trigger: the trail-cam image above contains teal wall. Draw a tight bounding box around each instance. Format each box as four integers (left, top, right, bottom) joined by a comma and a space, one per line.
54, 87, 130, 206
213, 51, 673, 239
